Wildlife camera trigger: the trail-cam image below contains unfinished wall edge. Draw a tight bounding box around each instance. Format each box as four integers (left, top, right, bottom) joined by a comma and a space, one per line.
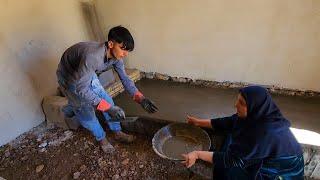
141, 72, 320, 97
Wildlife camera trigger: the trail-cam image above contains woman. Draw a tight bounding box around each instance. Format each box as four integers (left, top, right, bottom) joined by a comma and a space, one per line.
182, 86, 304, 179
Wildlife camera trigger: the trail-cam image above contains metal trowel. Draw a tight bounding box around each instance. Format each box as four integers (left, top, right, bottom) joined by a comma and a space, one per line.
109, 116, 139, 123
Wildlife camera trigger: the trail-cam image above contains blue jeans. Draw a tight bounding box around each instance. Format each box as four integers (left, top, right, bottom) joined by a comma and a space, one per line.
59, 75, 121, 141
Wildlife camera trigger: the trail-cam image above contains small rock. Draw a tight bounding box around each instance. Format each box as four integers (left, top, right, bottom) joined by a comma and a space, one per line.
36, 164, 44, 173
139, 164, 144, 168
21, 156, 28, 161
121, 158, 129, 165
121, 152, 127, 157
87, 141, 94, 146
98, 158, 107, 167
112, 174, 120, 180
112, 160, 117, 166
80, 165, 86, 172
121, 170, 127, 177
38, 142, 48, 148
154, 73, 169, 80
145, 72, 154, 79
289, 92, 296, 96
84, 143, 89, 149
64, 130, 73, 137
39, 148, 46, 153
186, 78, 193, 82
99, 160, 107, 167
4, 151, 10, 158
73, 171, 81, 179
130, 166, 135, 171
178, 77, 187, 83
171, 77, 179, 82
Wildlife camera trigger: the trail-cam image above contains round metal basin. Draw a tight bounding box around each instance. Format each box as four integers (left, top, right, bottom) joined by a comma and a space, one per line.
152, 123, 211, 161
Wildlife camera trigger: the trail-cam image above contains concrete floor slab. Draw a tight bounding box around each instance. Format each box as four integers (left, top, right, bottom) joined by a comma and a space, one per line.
115, 79, 320, 133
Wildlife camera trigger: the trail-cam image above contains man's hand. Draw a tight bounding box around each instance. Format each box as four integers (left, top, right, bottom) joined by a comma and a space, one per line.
107, 106, 126, 120
97, 100, 125, 120
181, 151, 199, 168
141, 98, 158, 113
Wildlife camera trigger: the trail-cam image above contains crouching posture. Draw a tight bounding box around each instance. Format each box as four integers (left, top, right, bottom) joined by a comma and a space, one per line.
56, 26, 158, 153
183, 86, 304, 179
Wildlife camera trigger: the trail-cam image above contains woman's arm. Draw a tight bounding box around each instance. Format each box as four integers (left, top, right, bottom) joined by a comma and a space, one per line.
187, 115, 212, 128
181, 151, 213, 168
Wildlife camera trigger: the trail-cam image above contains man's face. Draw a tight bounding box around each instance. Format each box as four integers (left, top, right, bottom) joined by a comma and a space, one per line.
235, 94, 248, 118
108, 41, 129, 60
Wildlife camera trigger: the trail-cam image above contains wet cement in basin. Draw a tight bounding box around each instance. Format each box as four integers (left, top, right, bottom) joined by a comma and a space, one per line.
162, 136, 202, 160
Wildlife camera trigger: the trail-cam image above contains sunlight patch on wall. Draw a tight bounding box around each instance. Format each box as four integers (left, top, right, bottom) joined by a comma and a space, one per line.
290, 128, 320, 146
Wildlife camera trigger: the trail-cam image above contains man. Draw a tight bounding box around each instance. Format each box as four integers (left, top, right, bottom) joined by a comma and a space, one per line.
56, 26, 158, 153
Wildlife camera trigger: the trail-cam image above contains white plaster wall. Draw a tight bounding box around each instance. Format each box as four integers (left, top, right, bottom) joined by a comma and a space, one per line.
96, 0, 320, 91
0, 0, 90, 146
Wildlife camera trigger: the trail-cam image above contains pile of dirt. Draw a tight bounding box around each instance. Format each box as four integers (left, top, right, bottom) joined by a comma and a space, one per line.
0, 124, 205, 179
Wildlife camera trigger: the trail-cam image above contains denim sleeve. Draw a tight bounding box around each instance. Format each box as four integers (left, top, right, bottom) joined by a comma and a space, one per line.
74, 55, 102, 106
113, 60, 138, 96
211, 114, 238, 132
75, 75, 102, 106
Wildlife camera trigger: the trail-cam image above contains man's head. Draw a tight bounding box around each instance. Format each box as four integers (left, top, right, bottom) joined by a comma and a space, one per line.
106, 26, 134, 60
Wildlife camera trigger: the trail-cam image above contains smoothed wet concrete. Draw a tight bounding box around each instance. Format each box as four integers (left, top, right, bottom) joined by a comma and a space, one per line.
114, 79, 320, 133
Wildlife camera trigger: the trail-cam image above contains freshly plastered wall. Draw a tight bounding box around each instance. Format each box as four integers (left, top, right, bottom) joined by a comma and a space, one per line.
0, 0, 90, 146
96, 0, 320, 91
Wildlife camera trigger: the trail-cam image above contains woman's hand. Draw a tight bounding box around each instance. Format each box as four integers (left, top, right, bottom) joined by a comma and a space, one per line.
181, 151, 199, 168
187, 115, 212, 128
187, 115, 200, 126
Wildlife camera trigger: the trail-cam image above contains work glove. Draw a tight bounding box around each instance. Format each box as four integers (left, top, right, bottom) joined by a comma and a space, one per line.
97, 99, 125, 120
133, 91, 158, 113
140, 98, 158, 113
107, 106, 126, 120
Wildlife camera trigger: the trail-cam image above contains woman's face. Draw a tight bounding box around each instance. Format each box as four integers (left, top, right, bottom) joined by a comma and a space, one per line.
235, 94, 247, 118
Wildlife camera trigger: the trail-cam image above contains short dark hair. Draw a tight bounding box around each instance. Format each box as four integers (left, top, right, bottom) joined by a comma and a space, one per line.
107, 26, 134, 51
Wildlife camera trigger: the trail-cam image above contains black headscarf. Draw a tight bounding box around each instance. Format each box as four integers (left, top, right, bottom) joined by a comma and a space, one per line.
229, 86, 302, 160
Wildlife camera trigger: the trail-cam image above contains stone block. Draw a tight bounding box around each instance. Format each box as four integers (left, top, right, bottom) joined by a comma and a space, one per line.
42, 96, 80, 130
154, 73, 170, 81
42, 96, 69, 129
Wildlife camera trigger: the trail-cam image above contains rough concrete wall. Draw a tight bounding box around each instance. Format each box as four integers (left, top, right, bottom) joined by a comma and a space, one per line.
0, 0, 90, 146
96, 0, 320, 91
